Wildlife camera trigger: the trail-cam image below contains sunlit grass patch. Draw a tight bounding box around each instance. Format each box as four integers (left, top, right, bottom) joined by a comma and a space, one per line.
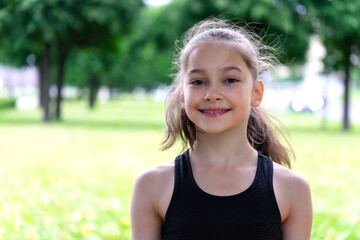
290, 131, 360, 240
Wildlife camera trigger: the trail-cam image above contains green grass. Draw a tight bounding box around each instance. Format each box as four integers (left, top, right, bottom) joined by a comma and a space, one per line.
0, 98, 359, 239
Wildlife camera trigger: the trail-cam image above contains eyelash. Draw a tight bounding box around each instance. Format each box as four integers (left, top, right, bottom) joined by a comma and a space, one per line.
189, 77, 240, 85
190, 80, 205, 85
224, 78, 239, 83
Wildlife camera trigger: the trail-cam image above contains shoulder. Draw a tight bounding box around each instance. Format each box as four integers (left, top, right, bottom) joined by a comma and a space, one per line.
131, 162, 175, 239
133, 161, 175, 200
132, 161, 176, 216
272, 162, 313, 239
273, 162, 311, 199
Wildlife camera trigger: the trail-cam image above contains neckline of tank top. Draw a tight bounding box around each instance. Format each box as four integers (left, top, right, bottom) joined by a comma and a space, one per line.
183, 149, 265, 199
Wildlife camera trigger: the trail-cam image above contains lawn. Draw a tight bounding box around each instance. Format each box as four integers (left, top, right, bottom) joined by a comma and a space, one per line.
0, 97, 359, 239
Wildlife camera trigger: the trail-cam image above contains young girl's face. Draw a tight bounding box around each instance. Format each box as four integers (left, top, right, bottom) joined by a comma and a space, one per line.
181, 42, 263, 135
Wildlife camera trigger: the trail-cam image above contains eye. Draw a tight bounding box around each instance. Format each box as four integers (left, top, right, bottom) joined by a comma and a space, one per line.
224, 78, 239, 83
190, 80, 205, 85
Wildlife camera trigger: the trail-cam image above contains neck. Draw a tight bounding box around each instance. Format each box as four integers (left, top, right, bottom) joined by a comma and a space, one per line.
189, 129, 258, 169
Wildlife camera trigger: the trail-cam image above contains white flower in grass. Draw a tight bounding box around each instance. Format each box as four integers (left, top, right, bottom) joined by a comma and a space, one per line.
85, 237, 101, 240
85, 222, 97, 231
66, 211, 82, 222
84, 209, 96, 221
24, 225, 39, 240
80, 222, 98, 235
100, 221, 120, 236
109, 197, 121, 209
39, 193, 50, 203
3, 203, 11, 212
27, 198, 37, 207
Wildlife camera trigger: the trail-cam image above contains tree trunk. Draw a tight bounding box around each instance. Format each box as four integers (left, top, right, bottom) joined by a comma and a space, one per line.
89, 77, 98, 109
343, 45, 351, 131
42, 42, 51, 122
55, 49, 68, 120
39, 64, 44, 108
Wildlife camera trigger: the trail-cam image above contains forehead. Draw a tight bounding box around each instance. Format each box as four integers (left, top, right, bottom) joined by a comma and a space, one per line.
186, 43, 250, 74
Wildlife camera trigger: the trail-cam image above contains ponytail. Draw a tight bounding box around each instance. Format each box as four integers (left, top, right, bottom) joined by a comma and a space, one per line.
247, 107, 293, 168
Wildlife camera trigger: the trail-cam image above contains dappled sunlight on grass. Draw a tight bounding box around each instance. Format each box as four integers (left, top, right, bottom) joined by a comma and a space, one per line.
0, 98, 359, 239
291, 132, 360, 240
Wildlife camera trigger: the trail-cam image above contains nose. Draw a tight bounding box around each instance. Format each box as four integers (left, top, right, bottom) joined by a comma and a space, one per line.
204, 86, 223, 102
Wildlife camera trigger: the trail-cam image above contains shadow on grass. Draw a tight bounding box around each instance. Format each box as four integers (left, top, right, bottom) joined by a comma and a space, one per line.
0, 117, 165, 130
60, 119, 165, 130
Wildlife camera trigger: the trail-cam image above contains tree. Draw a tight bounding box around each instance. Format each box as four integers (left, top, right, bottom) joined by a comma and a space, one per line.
0, 1, 53, 121
304, 0, 360, 131
66, 48, 113, 109
0, 0, 143, 121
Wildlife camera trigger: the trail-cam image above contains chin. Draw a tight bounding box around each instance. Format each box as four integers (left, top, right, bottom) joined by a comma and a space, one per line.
196, 127, 230, 135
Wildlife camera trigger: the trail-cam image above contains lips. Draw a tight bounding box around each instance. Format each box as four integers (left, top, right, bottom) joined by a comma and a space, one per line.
199, 108, 230, 117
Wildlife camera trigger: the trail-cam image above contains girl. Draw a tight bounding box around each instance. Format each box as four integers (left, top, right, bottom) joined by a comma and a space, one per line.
131, 18, 312, 240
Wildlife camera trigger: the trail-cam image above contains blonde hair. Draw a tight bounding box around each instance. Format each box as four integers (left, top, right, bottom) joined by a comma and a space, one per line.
161, 18, 293, 168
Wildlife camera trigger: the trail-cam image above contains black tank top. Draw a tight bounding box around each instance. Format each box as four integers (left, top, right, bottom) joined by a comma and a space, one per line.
162, 149, 282, 240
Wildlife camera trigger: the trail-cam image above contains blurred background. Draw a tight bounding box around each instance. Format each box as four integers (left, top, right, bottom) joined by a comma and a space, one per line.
0, 0, 359, 239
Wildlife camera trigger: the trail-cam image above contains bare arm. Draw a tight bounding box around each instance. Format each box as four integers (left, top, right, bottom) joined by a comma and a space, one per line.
281, 174, 313, 240
131, 170, 163, 240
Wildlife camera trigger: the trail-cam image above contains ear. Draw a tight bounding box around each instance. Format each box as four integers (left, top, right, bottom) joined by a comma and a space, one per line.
180, 88, 185, 107
251, 80, 264, 107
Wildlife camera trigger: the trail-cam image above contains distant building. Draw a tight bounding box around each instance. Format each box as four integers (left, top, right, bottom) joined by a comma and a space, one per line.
0, 64, 39, 109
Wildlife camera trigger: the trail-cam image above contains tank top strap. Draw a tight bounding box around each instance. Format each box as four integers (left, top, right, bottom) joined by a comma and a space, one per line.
257, 151, 275, 190
174, 149, 194, 191
163, 149, 192, 230
257, 151, 281, 226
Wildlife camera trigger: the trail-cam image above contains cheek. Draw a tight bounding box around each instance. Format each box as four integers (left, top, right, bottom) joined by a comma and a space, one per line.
183, 88, 195, 104
181, 90, 190, 110
183, 94, 193, 109
183, 92, 199, 117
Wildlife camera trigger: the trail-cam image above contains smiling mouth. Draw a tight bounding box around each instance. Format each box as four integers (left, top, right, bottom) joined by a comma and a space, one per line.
199, 109, 231, 117
201, 109, 229, 113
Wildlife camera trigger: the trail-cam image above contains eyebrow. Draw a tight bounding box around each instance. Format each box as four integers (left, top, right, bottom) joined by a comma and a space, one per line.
187, 66, 242, 75
221, 66, 242, 73
187, 69, 205, 76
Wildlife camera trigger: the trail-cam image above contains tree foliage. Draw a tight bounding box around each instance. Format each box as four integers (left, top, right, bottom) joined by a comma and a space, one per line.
0, 0, 143, 120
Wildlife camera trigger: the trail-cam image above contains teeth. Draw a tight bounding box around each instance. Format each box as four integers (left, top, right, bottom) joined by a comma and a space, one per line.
204, 110, 227, 113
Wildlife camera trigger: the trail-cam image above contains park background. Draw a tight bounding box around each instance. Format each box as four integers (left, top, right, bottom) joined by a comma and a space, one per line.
0, 0, 359, 239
